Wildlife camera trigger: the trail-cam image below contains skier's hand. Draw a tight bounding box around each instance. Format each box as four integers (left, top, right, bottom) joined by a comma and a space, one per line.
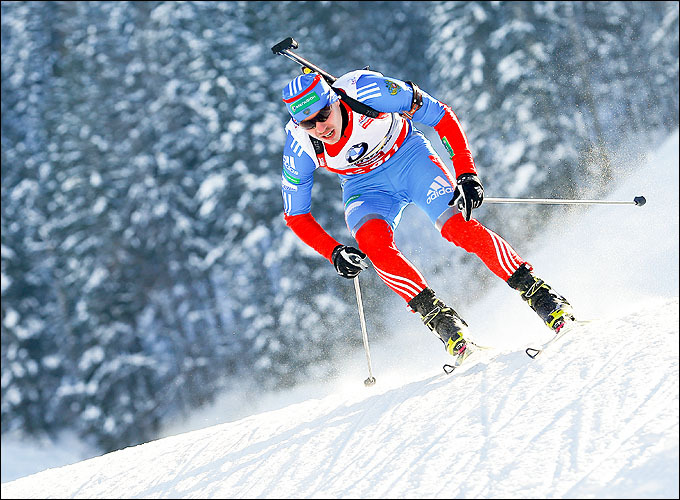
449, 173, 484, 221
331, 245, 368, 279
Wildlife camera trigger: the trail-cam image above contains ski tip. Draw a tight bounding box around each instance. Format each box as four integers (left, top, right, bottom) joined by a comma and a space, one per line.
443, 364, 456, 375
525, 347, 541, 359
633, 195, 646, 206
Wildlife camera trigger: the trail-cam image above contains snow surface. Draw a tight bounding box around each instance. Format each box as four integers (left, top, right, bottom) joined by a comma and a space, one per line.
1, 130, 678, 498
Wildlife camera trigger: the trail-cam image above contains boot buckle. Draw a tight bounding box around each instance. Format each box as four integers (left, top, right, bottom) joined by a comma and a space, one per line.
525, 279, 545, 298
421, 306, 441, 330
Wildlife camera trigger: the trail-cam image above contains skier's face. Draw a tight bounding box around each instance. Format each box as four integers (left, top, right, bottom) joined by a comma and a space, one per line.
300, 101, 342, 144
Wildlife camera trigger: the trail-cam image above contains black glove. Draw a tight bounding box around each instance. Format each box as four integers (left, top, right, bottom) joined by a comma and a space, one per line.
449, 173, 484, 221
331, 245, 368, 279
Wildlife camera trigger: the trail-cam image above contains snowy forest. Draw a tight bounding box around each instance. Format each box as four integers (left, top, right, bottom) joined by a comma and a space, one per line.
2, 1, 678, 455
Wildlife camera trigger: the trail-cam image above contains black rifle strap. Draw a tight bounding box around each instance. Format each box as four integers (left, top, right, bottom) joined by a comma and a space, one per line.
310, 136, 325, 155
401, 81, 424, 119
333, 87, 381, 118
309, 136, 327, 168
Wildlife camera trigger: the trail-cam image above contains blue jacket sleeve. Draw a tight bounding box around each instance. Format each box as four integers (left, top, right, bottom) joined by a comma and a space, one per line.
281, 131, 317, 216
281, 129, 342, 261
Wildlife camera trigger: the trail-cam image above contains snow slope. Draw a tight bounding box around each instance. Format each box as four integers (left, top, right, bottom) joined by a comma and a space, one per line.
2, 131, 678, 499
1, 301, 677, 499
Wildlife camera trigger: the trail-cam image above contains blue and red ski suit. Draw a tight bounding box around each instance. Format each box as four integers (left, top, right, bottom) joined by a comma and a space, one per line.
281, 70, 526, 304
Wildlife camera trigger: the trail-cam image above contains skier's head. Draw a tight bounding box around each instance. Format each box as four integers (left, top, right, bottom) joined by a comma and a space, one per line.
282, 72, 339, 125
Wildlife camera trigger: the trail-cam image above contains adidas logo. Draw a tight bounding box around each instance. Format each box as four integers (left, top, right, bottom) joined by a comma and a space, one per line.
426, 176, 453, 204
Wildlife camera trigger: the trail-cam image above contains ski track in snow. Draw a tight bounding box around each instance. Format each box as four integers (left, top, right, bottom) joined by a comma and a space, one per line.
1, 132, 678, 498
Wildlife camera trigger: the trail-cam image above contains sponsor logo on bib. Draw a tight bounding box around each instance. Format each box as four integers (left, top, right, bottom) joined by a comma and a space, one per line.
346, 142, 369, 163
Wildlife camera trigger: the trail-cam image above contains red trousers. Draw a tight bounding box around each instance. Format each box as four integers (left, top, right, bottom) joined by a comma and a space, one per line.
354, 214, 525, 303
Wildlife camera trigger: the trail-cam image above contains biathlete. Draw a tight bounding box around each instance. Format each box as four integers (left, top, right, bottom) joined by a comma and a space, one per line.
280, 70, 573, 363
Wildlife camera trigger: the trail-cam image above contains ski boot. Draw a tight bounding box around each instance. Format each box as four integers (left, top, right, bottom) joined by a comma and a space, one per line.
408, 288, 470, 359
507, 263, 574, 332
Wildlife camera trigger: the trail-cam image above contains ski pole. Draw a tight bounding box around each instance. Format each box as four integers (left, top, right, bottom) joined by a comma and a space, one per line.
273, 37, 649, 212
353, 276, 376, 387
482, 195, 646, 206
272, 37, 337, 84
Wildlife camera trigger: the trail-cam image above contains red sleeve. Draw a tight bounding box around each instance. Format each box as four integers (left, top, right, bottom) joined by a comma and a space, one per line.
433, 104, 477, 177
284, 213, 341, 263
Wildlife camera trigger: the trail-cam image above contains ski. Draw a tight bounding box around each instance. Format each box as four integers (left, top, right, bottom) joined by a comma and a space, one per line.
443, 318, 595, 373
443, 341, 494, 374
525, 319, 593, 359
